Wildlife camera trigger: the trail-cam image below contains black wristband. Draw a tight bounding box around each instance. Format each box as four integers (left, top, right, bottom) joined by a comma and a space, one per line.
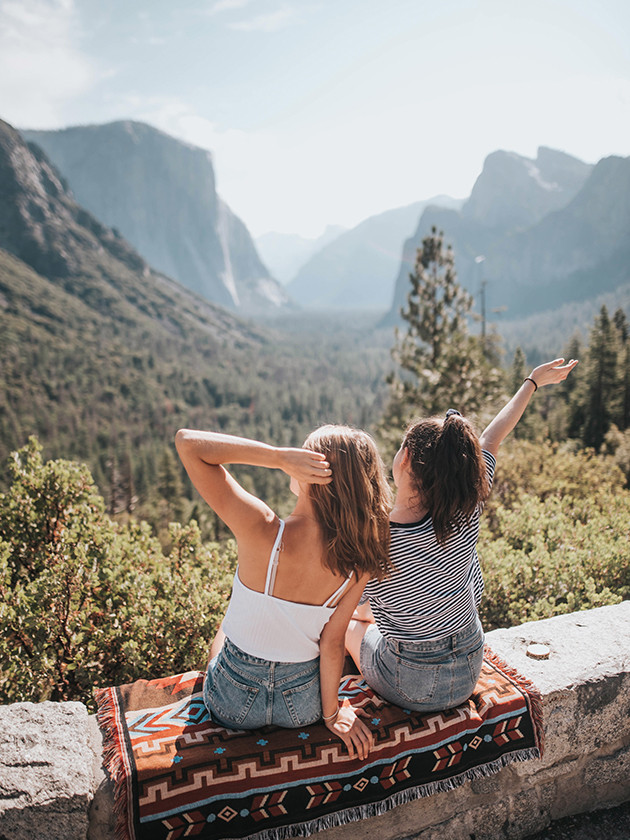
523, 377, 538, 392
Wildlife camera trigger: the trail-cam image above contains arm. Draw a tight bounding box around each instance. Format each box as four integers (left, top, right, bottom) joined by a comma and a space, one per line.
479, 357, 578, 456
175, 429, 331, 539
319, 573, 373, 760
352, 601, 375, 623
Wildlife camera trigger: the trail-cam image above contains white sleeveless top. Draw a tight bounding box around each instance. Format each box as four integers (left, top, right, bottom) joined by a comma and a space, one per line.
221, 520, 353, 663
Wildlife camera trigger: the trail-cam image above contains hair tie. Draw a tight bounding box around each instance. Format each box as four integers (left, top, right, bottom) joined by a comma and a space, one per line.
445, 408, 461, 418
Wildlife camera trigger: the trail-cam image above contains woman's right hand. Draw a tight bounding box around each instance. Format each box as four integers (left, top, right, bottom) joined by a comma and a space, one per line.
278, 447, 332, 485
325, 706, 373, 760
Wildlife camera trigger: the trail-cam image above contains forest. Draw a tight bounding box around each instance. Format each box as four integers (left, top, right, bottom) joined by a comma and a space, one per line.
1, 230, 629, 708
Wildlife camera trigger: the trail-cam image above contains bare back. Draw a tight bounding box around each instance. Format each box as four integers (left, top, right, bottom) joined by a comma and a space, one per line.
236, 516, 351, 607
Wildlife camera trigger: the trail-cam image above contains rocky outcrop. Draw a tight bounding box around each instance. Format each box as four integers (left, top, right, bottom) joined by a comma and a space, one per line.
462, 147, 592, 231
2, 603, 629, 840
384, 148, 629, 324
22, 121, 291, 315
0, 117, 264, 343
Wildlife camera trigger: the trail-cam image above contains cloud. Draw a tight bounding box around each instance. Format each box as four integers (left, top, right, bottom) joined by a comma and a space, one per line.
0, 0, 95, 127
208, 0, 252, 14
228, 4, 298, 33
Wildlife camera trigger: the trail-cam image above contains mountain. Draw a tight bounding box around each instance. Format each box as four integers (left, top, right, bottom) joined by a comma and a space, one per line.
0, 117, 391, 506
383, 148, 630, 324
286, 196, 463, 310
462, 147, 593, 231
256, 225, 346, 285
22, 120, 291, 315
0, 116, 272, 495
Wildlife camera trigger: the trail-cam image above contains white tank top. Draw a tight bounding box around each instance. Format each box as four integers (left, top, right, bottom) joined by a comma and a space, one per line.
221, 520, 353, 663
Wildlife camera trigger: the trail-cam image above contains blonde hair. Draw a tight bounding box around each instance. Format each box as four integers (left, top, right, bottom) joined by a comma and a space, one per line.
303, 424, 393, 581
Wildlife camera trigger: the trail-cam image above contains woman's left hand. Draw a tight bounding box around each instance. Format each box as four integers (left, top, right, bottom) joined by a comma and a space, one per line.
325, 706, 373, 759
278, 447, 332, 485
529, 357, 578, 388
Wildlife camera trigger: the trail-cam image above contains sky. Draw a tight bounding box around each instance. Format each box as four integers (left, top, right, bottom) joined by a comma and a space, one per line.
1, 0, 629, 238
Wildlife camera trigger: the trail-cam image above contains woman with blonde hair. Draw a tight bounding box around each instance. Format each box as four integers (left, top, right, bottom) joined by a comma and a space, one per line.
346, 357, 578, 712
175, 424, 392, 758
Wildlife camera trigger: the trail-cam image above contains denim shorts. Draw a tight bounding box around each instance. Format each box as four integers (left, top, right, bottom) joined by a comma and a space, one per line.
360, 615, 485, 712
202, 637, 322, 729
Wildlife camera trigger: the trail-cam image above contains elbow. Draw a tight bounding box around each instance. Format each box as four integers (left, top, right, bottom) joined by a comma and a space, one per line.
175, 428, 193, 455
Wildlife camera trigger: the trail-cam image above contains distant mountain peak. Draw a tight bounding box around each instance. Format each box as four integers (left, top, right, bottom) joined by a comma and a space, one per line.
462, 146, 593, 231
22, 120, 290, 315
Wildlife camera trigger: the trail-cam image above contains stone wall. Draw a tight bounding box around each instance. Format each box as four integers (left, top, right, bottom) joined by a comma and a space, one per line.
2, 602, 629, 840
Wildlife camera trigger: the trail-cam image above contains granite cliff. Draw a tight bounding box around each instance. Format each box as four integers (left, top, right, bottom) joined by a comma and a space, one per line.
384, 148, 630, 324
23, 121, 291, 315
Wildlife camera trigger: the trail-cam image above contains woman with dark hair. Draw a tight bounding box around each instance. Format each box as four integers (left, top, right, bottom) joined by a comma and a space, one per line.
175, 424, 392, 757
345, 357, 578, 712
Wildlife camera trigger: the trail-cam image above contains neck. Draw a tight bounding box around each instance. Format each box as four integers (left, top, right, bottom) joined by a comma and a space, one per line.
290, 492, 319, 523
390, 484, 427, 524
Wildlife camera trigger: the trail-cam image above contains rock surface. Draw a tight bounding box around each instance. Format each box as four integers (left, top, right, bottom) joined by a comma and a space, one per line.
0, 702, 93, 840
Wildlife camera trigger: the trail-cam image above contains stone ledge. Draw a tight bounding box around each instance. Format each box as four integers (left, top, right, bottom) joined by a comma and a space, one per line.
1, 602, 629, 840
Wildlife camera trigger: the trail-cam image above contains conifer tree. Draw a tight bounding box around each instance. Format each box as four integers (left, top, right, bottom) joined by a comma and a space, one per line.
581, 306, 620, 449
380, 227, 503, 452
613, 308, 630, 430
509, 347, 536, 439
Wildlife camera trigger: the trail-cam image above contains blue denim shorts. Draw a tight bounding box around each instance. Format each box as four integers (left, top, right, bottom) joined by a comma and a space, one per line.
360, 615, 485, 712
202, 637, 322, 729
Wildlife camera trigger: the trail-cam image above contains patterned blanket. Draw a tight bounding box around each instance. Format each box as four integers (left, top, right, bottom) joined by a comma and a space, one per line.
95, 647, 543, 840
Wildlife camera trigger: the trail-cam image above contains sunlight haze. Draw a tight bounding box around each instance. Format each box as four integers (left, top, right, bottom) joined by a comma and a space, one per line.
1, 0, 629, 237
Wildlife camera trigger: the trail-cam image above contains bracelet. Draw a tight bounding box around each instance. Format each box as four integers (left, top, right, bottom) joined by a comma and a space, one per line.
322, 709, 339, 722
523, 377, 538, 392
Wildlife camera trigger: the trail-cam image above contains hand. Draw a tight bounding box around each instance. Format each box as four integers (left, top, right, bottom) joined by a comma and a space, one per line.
325, 706, 373, 760
529, 358, 579, 388
278, 447, 332, 485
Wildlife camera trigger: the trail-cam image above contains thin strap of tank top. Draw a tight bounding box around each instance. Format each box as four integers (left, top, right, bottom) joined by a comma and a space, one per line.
264, 519, 285, 596
264, 518, 353, 606
322, 572, 354, 608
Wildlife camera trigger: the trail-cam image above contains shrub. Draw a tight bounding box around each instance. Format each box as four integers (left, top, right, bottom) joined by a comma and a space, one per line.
479, 446, 630, 628
0, 439, 236, 709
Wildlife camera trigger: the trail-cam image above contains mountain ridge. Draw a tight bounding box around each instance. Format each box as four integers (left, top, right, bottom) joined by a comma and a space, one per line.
384, 148, 628, 324
286, 196, 464, 310
22, 120, 291, 315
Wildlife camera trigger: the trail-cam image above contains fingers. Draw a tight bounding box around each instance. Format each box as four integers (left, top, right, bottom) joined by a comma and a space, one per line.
332, 717, 373, 760
306, 454, 333, 484
350, 719, 373, 760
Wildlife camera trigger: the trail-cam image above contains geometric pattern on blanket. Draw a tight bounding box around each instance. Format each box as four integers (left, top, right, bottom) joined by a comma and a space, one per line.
95, 646, 543, 840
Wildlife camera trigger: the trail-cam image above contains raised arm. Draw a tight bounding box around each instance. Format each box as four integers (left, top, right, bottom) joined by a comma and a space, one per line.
174, 429, 331, 538
479, 357, 578, 457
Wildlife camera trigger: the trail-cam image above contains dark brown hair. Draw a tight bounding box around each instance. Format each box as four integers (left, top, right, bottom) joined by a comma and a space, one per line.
403, 414, 490, 545
304, 425, 393, 581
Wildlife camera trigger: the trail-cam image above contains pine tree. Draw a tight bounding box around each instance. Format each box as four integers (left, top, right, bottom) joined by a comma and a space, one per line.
509, 347, 536, 439
581, 306, 620, 449
612, 308, 630, 430
380, 227, 503, 453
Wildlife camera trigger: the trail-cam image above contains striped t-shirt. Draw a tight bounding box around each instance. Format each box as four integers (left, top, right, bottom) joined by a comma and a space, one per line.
361, 449, 496, 642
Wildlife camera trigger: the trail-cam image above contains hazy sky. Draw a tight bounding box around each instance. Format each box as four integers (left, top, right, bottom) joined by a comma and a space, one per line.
1, 0, 629, 237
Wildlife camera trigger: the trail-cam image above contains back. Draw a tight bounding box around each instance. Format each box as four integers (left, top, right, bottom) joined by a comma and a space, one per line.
223, 519, 354, 662
362, 449, 496, 641
236, 516, 351, 606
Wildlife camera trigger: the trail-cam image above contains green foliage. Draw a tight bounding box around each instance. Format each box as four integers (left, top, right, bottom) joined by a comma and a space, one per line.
0, 250, 391, 544
567, 305, 630, 449
478, 439, 630, 629
0, 439, 236, 709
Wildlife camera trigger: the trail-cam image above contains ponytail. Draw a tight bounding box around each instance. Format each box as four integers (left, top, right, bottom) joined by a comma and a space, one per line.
403, 414, 490, 545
